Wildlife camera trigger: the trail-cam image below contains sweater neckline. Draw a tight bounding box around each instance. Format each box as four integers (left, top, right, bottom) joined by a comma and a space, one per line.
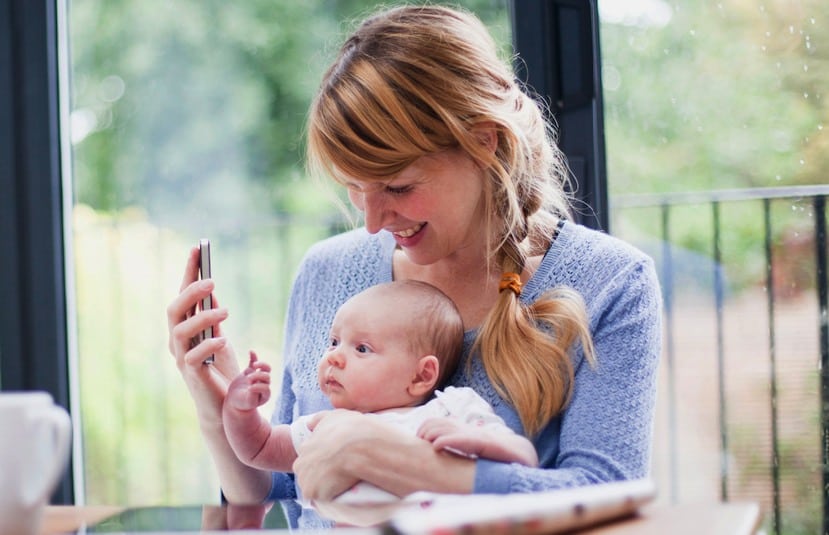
521, 220, 569, 302
376, 220, 571, 305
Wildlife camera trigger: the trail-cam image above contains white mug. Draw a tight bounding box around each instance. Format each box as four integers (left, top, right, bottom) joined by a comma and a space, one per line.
0, 391, 72, 535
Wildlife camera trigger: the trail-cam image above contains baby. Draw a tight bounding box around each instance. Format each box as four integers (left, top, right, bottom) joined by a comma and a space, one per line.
223, 280, 538, 503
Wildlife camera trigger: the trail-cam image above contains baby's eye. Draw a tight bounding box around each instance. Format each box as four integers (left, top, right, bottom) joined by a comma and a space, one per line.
328, 337, 339, 349
355, 344, 370, 353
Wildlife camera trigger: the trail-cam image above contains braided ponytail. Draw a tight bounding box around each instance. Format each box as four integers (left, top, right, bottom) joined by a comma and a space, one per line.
473, 239, 595, 436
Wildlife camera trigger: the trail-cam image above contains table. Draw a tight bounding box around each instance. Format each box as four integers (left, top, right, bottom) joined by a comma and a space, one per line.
43, 505, 124, 534
42, 501, 761, 534
586, 502, 761, 535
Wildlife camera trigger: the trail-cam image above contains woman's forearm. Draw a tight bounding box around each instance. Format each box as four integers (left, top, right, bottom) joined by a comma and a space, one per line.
346, 429, 476, 497
200, 421, 273, 504
293, 411, 475, 501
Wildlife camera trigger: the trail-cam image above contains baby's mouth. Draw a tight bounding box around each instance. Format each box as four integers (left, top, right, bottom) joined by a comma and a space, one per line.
324, 372, 342, 390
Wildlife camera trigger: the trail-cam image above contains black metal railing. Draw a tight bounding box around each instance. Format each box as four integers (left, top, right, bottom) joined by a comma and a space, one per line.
614, 185, 829, 535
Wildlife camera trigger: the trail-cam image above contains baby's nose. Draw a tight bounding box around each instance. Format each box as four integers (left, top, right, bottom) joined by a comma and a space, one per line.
326, 350, 345, 368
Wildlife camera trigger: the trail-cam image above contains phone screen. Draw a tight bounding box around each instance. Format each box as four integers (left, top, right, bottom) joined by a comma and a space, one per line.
198, 239, 215, 364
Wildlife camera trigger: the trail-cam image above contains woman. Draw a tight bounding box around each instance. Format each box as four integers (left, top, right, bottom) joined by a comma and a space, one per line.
167, 4, 661, 504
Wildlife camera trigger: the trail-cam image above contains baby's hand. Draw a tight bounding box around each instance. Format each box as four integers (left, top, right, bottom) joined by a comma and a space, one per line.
225, 350, 272, 411
416, 417, 481, 458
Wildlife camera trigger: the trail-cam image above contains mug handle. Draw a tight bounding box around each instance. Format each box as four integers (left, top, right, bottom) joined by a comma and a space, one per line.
21, 406, 72, 507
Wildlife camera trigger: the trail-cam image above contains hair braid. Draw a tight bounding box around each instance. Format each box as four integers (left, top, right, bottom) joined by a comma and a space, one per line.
474, 217, 594, 436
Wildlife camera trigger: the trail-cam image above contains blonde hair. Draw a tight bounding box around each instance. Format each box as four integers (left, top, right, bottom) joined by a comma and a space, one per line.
307, 5, 594, 436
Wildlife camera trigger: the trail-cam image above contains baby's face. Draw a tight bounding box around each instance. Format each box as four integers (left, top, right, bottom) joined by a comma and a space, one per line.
317, 291, 424, 412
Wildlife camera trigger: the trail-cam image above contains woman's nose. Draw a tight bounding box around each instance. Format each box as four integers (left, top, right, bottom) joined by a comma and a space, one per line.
350, 190, 388, 235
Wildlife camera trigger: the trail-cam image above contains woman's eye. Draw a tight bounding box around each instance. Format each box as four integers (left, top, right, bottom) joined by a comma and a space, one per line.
386, 184, 412, 195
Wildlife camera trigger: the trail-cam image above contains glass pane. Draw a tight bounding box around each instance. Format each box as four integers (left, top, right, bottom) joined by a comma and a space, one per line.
600, 1, 826, 532
65, 0, 510, 505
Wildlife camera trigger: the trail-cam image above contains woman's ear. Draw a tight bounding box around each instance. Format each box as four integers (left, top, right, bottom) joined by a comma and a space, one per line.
473, 122, 498, 154
409, 355, 440, 397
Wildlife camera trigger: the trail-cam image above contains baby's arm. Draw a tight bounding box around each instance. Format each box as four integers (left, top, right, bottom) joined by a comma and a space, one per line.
417, 417, 539, 467
223, 351, 298, 472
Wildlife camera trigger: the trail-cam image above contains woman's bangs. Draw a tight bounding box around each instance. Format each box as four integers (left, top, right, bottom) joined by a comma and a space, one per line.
320, 60, 458, 181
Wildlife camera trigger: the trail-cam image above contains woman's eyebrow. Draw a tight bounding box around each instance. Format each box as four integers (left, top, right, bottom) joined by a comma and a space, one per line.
344, 179, 394, 192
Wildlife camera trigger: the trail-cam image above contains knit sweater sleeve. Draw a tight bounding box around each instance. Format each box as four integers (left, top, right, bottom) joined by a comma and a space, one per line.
474, 227, 662, 493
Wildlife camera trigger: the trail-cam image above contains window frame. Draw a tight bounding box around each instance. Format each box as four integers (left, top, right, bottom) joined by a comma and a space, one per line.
0, 0, 75, 503
511, 0, 607, 231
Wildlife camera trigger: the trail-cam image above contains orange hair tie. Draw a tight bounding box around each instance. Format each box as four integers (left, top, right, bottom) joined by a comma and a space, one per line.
499, 272, 522, 296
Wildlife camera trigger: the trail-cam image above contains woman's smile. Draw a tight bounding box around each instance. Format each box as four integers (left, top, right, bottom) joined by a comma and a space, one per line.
391, 222, 427, 248
393, 222, 424, 238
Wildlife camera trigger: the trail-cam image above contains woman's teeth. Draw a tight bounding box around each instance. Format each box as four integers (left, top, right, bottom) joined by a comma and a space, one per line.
395, 223, 423, 238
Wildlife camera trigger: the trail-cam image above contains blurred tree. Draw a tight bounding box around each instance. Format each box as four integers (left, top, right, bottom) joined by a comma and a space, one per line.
70, 0, 509, 235
602, 0, 826, 197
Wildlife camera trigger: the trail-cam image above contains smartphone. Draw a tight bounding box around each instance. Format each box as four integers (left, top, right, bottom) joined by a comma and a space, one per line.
198, 239, 215, 364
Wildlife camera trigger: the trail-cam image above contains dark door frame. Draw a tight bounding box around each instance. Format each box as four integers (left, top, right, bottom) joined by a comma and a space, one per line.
512, 0, 608, 231
0, 0, 74, 503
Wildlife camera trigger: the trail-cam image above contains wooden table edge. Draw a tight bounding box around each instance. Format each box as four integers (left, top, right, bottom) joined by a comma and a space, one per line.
43, 505, 125, 534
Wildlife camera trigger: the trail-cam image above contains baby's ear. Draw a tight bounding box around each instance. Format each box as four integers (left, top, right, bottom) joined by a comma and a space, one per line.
409, 355, 440, 397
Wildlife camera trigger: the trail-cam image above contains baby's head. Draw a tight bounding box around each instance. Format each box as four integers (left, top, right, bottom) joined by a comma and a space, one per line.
318, 280, 464, 412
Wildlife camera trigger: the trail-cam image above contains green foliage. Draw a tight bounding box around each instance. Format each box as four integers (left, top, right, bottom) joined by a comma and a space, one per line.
70, 0, 509, 234
603, 1, 827, 197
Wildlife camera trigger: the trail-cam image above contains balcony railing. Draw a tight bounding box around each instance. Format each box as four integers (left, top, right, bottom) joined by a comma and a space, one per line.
613, 185, 829, 535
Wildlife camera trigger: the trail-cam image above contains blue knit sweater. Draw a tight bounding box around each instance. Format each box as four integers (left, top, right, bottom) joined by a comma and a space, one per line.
266, 221, 662, 500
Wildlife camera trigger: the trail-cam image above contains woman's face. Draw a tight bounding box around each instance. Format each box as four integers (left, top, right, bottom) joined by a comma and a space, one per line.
346, 149, 487, 266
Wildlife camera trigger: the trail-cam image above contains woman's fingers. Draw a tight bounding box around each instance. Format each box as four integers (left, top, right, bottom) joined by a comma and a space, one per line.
167, 279, 214, 351
167, 246, 214, 337
172, 279, 216, 326
293, 411, 385, 501
211, 293, 225, 337
183, 335, 228, 368
169, 304, 227, 358
165, 248, 244, 430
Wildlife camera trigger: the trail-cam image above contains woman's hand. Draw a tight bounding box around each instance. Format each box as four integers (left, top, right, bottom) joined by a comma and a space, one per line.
292, 410, 365, 500
166, 245, 240, 428
293, 410, 476, 501
167, 247, 272, 504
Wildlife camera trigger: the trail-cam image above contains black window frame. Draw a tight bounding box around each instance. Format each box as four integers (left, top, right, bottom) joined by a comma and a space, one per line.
0, 0, 605, 505
0, 0, 74, 504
